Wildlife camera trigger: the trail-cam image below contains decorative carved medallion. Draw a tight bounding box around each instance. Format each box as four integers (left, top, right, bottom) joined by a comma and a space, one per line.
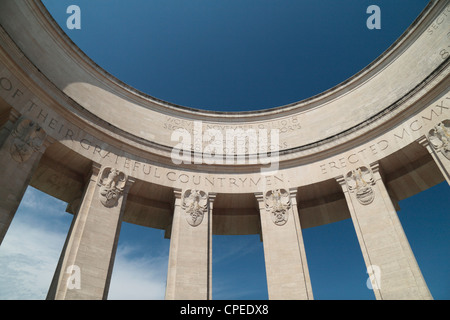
345, 166, 376, 205
182, 189, 208, 227
428, 120, 450, 160
10, 118, 46, 163
265, 189, 291, 226
98, 167, 127, 207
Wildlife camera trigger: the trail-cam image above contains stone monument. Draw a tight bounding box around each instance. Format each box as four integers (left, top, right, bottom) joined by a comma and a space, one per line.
0, 0, 449, 300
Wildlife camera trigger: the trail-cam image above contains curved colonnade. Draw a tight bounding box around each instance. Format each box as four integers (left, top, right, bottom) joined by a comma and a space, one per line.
0, 0, 449, 300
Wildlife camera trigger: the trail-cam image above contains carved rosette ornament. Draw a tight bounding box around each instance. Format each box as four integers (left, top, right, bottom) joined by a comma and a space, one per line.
9, 118, 46, 163
345, 166, 376, 205
98, 167, 127, 208
427, 120, 450, 160
265, 189, 291, 226
182, 189, 208, 227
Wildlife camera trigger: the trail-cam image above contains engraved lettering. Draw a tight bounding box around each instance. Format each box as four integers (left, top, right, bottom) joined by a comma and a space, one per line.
348, 153, 359, 164
193, 175, 201, 185
12, 89, 23, 99
64, 129, 74, 142
421, 108, 440, 122
48, 118, 58, 130
167, 171, 177, 181
0, 77, 12, 91
377, 140, 389, 151
205, 177, 215, 186
123, 158, 131, 169
80, 139, 91, 150
27, 101, 38, 112
435, 101, 449, 114
410, 120, 422, 131
37, 109, 48, 123
179, 174, 189, 184
142, 164, 151, 175
394, 128, 410, 140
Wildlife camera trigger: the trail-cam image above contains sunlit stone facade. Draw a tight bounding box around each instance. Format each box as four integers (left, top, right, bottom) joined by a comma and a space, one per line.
0, 0, 448, 300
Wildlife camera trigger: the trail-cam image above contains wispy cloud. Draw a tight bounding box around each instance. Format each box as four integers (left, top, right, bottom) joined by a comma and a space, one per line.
0, 212, 67, 299
212, 235, 268, 300
0, 187, 169, 300
108, 244, 168, 300
213, 234, 263, 265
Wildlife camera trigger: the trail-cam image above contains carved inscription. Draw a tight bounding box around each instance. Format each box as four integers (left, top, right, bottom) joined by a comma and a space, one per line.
319, 96, 450, 175
164, 116, 301, 134
2, 67, 448, 192
426, 4, 450, 36
265, 189, 291, 226
426, 4, 450, 61
182, 189, 208, 227
10, 118, 46, 163
345, 167, 376, 205
123, 155, 286, 188
98, 167, 127, 207
0, 74, 288, 190
428, 119, 450, 160
164, 116, 295, 153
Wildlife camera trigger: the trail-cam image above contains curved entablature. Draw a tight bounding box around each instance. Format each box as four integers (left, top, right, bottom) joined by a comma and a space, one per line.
0, 1, 448, 152
0, 0, 449, 195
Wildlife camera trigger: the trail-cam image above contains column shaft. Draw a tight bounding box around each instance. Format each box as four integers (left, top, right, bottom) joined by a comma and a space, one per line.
256, 188, 313, 300
165, 189, 214, 300
337, 163, 432, 300
0, 115, 51, 245
47, 164, 134, 300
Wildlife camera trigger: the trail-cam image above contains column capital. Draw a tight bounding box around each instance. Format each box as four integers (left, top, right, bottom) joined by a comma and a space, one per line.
288, 187, 298, 196
8, 116, 50, 163
370, 161, 385, 182
369, 161, 380, 174
173, 188, 183, 199
207, 192, 217, 204
91, 162, 102, 176
417, 135, 430, 148
254, 191, 265, 203
123, 177, 135, 197
96, 166, 134, 208
335, 174, 347, 187
288, 187, 298, 205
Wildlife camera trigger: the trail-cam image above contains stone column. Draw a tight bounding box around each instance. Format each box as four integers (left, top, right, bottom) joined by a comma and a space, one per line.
165, 189, 215, 300
336, 163, 432, 300
255, 188, 313, 300
0, 114, 52, 245
47, 164, 134, 300
418, 121, 450, 184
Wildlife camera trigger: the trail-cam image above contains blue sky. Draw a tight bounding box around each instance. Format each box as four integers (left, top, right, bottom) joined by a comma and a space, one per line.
0, 0, 448, 300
